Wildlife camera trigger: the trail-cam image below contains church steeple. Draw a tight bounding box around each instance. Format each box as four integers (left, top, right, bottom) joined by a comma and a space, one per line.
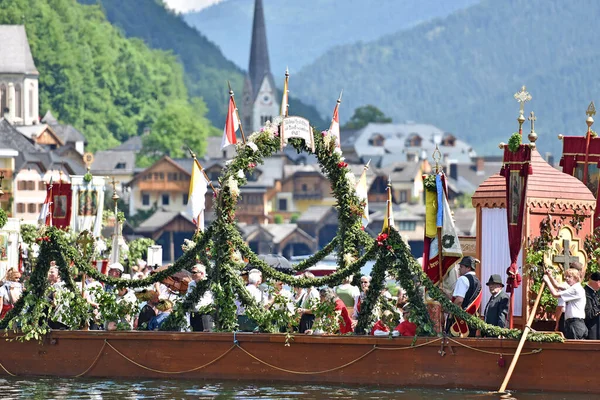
241, 0, 279, 133
248, 0, 271, 97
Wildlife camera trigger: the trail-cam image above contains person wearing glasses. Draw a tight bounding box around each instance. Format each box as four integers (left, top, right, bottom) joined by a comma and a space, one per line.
186, 264, 214, 332
352, 276, 371, 320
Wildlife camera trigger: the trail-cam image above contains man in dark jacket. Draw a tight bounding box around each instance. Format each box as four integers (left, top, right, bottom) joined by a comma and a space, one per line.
483, 274, 509, 329
584, 272, 600, 340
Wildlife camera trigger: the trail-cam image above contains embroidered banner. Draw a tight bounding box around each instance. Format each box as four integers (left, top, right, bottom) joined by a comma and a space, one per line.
52, 182, 72, 229
499, 145, 531, 293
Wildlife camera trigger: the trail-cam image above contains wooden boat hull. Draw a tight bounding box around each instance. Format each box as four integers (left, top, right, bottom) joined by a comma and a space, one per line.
0, 331, 596, 394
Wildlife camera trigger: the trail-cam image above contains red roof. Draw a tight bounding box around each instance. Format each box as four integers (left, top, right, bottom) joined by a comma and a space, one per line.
473, 148, 595, 209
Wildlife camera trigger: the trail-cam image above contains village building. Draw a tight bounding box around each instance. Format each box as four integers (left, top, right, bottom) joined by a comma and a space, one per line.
341, 122, 476, 168
0, 25, 39, 126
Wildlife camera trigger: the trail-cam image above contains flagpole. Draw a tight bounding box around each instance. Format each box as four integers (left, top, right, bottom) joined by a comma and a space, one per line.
227, 81, 246, 144
432, 146, 444, 290
280, 69, 289, 150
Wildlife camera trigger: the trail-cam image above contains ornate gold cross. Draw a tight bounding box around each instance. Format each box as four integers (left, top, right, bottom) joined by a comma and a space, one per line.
110, 176, 120, 202
528, 111, 536, 133
514, 86, 532, 117
587, 101, 596, 117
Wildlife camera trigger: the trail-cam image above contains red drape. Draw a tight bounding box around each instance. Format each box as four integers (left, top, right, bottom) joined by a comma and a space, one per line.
52, 182, 72, 229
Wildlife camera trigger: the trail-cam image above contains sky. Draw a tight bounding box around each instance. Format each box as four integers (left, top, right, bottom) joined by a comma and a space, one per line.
163, 0, 224, 13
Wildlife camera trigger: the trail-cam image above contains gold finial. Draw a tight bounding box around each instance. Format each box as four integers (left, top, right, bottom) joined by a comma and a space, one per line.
514, 86, 532, 133
337, 90, 343, 105
285, 66, 289, 78
498, 142, 506, 149
528, 111, 538, 142
364, 159, 371, 171
110, 176, 120, 202
227, 80, 234, 97
187, 146, 197, 160
83, 152, 94, 173
432, 145, 442, 173
586, 101, 596, 131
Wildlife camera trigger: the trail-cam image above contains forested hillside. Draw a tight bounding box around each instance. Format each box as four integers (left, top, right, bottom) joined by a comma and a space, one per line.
294, 0, 600, 156
185, 0, 480, 75
0, 0, 215, 154
79, 0, 327, 128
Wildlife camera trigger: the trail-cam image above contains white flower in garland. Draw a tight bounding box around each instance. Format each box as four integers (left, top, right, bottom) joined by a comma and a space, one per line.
182, 238, 196, 252
237, 169, 245, 179
231, 249, 244, 265
95, 238, 107, 254
343, 253, 357, 265
247, 142, 259, 152
334, 148, 343, 156
322, 132, 334, 149
345, 171, 357, 188
248, 132, 262, 143
228, 176, 240, 198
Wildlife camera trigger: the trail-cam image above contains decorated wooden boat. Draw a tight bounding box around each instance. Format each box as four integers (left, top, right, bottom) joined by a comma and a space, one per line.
0, 331, 598, 395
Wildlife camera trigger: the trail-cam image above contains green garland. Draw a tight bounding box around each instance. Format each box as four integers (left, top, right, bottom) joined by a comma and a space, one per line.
508, 132, 522, 153
423, 175, 437, 193
0, 208, 7, 229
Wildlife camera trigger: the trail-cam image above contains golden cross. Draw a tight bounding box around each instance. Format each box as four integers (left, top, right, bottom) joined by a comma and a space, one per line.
528, 111, 536, 133
432, 144, 442, 173
587, 101, 596, 117
110, 176, 120, 202
514, 86, 532, 116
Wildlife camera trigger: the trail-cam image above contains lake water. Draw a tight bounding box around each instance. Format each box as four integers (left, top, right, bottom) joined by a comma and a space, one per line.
0, 377, 584, 399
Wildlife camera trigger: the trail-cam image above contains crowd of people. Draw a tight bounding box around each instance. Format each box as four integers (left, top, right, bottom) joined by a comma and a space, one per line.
2, 254, 600, 340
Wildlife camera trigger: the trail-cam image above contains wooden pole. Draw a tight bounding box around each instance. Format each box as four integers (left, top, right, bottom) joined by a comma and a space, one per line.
498, 281, 546, 393
227, 81, 246, 144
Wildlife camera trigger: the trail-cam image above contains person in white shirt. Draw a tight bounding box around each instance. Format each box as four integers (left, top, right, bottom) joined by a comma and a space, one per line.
186, 264, 214, 332
544, 267, 587, 339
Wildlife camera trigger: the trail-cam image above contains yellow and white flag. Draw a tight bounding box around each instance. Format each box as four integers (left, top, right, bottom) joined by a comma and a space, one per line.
355, 164, 370, 227
187, 159, 210, 231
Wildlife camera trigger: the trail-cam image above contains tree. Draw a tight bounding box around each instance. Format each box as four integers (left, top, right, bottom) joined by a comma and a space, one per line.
138, 98, 218, 167
342, 105, 392, 130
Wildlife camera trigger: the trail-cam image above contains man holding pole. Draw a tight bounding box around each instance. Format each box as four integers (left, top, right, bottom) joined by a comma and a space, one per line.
543, 268, 587, 339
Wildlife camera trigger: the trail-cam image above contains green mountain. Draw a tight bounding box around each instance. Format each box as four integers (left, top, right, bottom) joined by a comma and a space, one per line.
79, 0, 327, 129
0, 0, 214, 153
293, 0, 600, 157
185, 0, 480, 75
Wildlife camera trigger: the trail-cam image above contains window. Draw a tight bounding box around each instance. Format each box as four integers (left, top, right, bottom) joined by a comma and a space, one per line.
278, 198, 288, 211
301, 184, 307, 192
39, 181, 46, 191
15, 84, 22, 119
398, 221, 416, 231
39, 204, 43, 212
16, 203, 24, 213
29, 84, 34, 118
261, 115, 272, 125
0, 84, 6, 118
27, 203, 37, 213
183, 194, 189, 205
115, 162, 126, 170
17, 180, 26, 190
27, 181, 35, 190
168, 172, 178, 181
142, 193, 150, 206
162, 194, 170, 206
399, 190, 408, 203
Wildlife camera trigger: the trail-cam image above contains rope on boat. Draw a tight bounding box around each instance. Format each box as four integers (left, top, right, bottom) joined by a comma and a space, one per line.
0, 360, 16, 377
73, 339, 108, 378
105, 340, 237, 374
234, 343, 377, 374
446, 338, 543, 356
374, 337, 443, 350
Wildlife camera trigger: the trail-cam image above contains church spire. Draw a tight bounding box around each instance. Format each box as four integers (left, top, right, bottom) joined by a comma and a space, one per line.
248, 0, 271, 98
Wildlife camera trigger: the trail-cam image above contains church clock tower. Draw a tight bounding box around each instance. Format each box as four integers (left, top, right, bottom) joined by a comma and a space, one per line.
241, 0, 280, 133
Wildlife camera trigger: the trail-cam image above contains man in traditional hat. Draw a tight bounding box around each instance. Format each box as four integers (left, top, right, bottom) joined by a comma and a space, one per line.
483, 274, 509, 329
450, 256, 482, 337
584, 271, 600, 340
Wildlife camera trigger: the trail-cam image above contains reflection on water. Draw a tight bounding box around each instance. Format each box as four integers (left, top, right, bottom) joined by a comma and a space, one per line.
0, 377, 583, 399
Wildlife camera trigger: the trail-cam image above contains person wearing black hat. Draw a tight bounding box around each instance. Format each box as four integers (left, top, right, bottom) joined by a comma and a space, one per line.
483, 274, 509, 330
450, 256, 482, 337
584, 271, 600, 340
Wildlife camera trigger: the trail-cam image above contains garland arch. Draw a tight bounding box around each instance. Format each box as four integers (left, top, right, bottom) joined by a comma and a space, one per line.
1, 119, 562, 342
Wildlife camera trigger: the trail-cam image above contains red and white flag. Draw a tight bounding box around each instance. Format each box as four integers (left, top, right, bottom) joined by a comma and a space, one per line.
221, 96, 240, 150
38, 181, 53, 226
